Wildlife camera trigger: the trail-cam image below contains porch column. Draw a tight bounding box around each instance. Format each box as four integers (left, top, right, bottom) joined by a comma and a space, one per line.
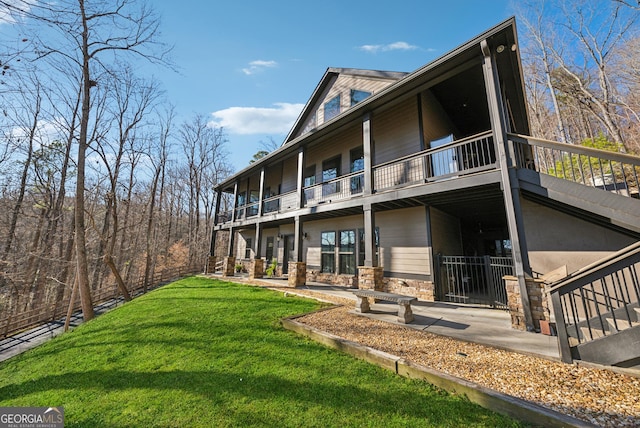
362, 113, 373, 196
227, 226, 235, 257
362, 203, 377, 267
254, 223, 262, 259
482, 39, 533, 331
293, 216, 304, 262
213, 188, 222, 226
230, 182, 239, 222
257, 167, 265, 217
209, 229, 217, 258
296, 148, 305, 208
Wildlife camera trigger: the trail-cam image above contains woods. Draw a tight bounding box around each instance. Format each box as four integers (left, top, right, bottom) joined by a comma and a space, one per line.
0, 1, 231, 330
0, 0, 639, 335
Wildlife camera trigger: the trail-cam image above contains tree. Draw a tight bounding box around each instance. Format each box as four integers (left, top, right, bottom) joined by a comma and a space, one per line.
0, 0, 172, 321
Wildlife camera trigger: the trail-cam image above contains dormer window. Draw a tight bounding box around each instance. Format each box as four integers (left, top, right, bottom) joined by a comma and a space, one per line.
324, 95, 340, 122
350, 89, 371, 106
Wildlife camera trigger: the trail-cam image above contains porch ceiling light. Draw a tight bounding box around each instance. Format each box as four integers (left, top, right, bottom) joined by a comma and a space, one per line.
496, 44, 505, 53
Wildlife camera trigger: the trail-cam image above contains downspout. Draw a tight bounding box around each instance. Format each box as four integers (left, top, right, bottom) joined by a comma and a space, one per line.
481, 39, 534, 331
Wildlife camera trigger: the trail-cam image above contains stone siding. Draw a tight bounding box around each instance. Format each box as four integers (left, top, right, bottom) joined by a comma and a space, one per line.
288, 262, 307, 287
383, 277, 435, 301
505, 275, 549, 331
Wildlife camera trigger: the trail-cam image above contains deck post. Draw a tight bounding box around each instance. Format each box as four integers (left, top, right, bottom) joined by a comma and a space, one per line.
482, 39, 534, 331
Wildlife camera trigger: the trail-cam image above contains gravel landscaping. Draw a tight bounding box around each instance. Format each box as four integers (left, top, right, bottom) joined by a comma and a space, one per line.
276, 287, 640, 428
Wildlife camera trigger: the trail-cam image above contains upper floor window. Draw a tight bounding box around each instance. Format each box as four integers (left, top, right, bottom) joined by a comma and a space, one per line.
304, 165, 316, 187
350, 89, 371, 106
322, 156, 340, 182
324, 95, 340, 122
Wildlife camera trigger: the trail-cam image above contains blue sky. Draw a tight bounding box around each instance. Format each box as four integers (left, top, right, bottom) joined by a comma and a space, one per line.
150, 0, 515, 169
2, 1, 514, 170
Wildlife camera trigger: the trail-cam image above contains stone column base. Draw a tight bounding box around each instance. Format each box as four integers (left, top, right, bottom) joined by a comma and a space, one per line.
222, 256, 236, 277
288, 262, 306, 287
206, 256, 216, 274
357, 266, 384, 291
505, 275, 547, 331
249, 258, 264, 280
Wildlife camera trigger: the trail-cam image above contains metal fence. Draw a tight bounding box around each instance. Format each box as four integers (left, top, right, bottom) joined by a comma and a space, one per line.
435, 255, 513, 309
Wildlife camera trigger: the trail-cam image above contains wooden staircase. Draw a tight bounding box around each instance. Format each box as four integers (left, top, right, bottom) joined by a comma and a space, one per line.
549, 242, 640, 368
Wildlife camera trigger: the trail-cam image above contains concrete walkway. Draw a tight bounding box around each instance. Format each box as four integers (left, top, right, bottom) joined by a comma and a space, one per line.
244, 277, 561, 361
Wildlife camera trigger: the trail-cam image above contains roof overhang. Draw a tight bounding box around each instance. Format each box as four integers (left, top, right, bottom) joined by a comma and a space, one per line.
216, 17, 529, 192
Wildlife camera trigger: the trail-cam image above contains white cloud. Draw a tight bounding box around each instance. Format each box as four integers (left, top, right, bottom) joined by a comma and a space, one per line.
359, 41, 419, 54
209, 102, 304, 135
0, 1, 34, 25
241, 60, 278, 75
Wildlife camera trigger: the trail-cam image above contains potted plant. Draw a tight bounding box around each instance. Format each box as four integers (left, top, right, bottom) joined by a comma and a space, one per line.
265, 258, 278, 277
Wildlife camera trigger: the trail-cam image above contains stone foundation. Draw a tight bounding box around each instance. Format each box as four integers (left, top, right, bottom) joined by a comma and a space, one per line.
384, 277, 435, 301
306, 270, 357, 288
249, 258, 264, 280
206, 256, 216, 274
357, 266, 384, 291
222, 256, 236, 277
505, 275, 548, 331
288, 262, 306, 287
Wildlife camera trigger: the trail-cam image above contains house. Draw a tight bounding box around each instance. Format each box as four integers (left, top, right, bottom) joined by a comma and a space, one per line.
210, 18, 640, 367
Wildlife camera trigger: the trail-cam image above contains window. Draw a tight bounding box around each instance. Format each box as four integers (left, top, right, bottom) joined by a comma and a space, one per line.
339, 230, 356, 274
304, 165, 316, 187
350, 147, 364, 193
266, 236, 275, 262
324, 95, 340, 122
303, 165, 316, 202
322, 156, 341, 196
245, 238, 252, 259
358, 227, 380, 266
350, 89, 371, 106
322, 157, 340, 182
321, 231, 336, 273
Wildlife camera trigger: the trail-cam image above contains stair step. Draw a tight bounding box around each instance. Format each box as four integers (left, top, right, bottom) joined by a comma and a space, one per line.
606, 317, 640, 333
580, 326, 607, 341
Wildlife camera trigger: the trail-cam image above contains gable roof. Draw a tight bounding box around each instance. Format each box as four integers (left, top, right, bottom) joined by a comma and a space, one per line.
217, 17, 529, 191
283, 68, 408, 144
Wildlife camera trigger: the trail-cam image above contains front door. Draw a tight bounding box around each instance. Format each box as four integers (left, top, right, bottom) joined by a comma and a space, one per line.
282, 235, 295, 274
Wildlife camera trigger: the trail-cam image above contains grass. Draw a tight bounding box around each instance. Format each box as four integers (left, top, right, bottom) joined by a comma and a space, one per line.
0, 276, 525, 427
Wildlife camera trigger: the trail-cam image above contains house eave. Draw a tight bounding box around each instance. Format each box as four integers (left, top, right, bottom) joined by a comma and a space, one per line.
216, 16, 527, 192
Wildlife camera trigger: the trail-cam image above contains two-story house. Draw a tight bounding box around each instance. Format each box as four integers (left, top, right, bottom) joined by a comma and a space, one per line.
210, 18, 640, 367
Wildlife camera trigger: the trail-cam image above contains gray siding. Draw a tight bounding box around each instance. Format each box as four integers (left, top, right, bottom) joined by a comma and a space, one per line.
376, 207, 431, 276
430, 207, 463, 256
373, 97, 421, 164
521, 199, 636, 274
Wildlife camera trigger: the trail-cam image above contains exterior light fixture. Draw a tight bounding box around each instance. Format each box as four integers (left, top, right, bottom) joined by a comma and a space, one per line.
496, 44, 505, 53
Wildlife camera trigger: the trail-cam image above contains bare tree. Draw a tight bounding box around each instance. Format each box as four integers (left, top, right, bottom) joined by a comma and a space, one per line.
1, 0, 172, 320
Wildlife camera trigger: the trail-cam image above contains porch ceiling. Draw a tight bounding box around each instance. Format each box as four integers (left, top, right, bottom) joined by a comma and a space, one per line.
374, 183, 507, 229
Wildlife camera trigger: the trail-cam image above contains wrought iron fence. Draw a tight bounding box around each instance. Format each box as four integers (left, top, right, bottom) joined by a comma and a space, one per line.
435, 255, 513, 309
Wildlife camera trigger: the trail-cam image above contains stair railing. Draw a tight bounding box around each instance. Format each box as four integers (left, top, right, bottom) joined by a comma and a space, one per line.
548, 241, 640, 363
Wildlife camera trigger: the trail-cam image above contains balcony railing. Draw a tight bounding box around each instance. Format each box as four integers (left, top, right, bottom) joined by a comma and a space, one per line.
216, 131, 496, 225
262, 190, 298, 214
373, 131, 496, 191
303, 171, 364, 207
509, 133, 640, 199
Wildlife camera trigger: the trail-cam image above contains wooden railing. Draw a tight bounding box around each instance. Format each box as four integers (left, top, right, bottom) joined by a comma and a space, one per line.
549, 241, 640, 363
0, 265, 201, 339
509, 133, 640, 199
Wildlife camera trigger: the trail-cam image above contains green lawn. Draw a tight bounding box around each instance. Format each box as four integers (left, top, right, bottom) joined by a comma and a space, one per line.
0, 277, 524, 427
